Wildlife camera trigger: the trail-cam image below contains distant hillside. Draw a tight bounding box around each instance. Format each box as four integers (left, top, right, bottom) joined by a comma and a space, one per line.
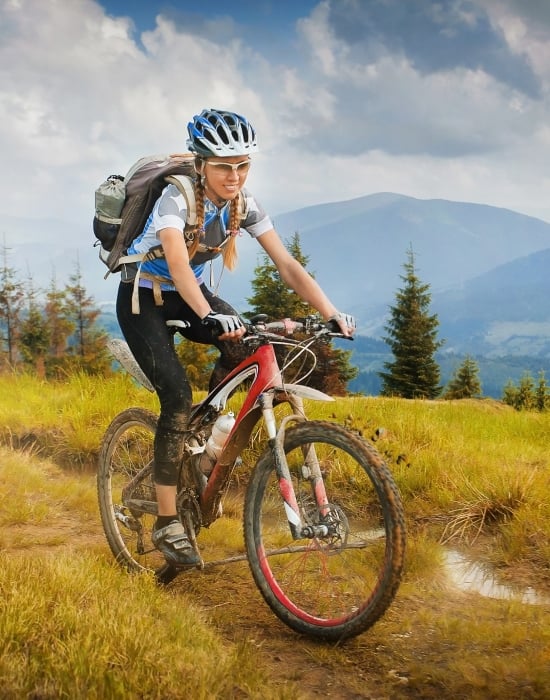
10, 191, 550, 361
273, 192, 550, 318
10, 191, 550, 309
435, 247, 550, 323
432, 247, 550, 357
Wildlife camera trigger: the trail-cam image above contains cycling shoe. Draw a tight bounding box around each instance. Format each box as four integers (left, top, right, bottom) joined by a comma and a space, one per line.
152, 520, 200, 568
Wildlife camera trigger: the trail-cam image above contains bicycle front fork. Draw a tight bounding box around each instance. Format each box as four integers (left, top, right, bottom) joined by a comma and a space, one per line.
259, 392, 331, 540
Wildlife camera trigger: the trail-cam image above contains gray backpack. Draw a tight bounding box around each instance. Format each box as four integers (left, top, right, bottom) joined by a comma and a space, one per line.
93, 153, 197, 273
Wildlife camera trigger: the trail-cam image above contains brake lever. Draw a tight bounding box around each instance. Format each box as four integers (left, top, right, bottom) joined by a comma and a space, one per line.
325, 320, 354, 340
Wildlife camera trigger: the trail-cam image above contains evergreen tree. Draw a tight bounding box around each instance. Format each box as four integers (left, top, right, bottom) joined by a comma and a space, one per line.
502, 380, 518, 408
444, 355, 482, 399
246, 232, 357, 395
308, 339, 358, 395
535, 370, 549, 411
0, 242, 25, 368
62, 262, 111, 375
19, 281, 50, 378
175, 338, 218, 391
247, 232, 314, 319
516, 372, 536, 411
502, 372, 546, 412
44, 276, 75, 376
379, 247, 443, 399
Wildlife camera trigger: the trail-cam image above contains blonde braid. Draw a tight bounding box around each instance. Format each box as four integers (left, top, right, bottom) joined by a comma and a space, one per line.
222, 197, 241, 271
188, 172, 205, 261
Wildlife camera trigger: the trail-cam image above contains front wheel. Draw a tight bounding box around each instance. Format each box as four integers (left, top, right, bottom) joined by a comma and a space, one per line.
244, 421, 406, 642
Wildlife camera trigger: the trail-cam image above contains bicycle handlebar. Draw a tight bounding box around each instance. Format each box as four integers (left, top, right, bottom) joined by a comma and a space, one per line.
164, 314, 352, 341
244, 314, 352, 341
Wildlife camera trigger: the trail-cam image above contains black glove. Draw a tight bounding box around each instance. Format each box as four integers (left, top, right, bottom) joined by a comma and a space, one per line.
202, 311, 245, 334
328, 312, 356, 334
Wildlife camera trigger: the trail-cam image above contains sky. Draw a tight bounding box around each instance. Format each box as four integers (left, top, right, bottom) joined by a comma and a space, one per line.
2, 0, 550, 297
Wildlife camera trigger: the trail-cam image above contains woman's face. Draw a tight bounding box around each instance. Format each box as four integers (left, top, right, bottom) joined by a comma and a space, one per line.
203, 155, 251, 202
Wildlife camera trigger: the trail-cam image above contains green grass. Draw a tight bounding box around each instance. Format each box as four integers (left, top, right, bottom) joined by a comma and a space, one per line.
0, 444, 300, 699
0, 550, 279, 699
1, 373, 549, 698
1, 373, 549, 578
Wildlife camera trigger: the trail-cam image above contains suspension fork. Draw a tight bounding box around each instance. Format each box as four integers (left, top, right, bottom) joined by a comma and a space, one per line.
260, 392, 331, 540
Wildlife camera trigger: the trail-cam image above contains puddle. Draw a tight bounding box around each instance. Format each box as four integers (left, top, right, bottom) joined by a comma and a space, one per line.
444, 549, 550, 605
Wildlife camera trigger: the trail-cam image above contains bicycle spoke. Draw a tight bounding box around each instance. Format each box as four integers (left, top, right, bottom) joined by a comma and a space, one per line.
245, 420, 405, 641
97, 408, 165, 572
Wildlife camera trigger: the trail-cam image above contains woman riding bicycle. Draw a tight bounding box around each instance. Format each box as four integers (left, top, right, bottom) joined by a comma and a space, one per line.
116, 107, 356, 568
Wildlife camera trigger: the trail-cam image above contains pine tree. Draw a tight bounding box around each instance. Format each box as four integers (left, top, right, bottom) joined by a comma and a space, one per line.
444, 356, 482, 399
379, 247, 443, 399
502, 372, 544, 412
19, 282, 50, 378
62, 262, 111, 375
535, 370, 549, 411
516, 372, 536, 411
44, 276, 75, 376
175, 338, 218, 391
246, 232, 314, 320
0, 242, 25, 368
246, 232, 357, 395
502, 380, 518, 408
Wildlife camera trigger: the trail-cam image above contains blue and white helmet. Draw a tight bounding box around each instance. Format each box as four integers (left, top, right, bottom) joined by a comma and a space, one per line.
187, 108, 258, 157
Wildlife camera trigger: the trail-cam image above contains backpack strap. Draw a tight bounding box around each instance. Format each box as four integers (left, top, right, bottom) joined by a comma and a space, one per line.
238, 190, 249, 223
165, 174, 197, 226
117, 177, 247, 312
115, 174, 197, 270
131, 271, 173, 314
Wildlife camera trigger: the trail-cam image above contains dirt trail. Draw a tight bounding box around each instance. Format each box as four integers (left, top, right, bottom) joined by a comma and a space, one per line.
168, 562, 393, 699
8, 483, 549, 700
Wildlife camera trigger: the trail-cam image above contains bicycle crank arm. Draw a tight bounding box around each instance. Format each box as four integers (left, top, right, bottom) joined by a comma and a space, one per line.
123, 498, 158, 515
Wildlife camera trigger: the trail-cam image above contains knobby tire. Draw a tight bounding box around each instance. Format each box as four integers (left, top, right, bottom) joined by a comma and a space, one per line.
97, 407, 164, 572
243, 420, 406, 642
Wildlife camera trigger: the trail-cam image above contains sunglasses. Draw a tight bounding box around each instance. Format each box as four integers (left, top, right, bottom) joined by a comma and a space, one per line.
206, 159, 251, 175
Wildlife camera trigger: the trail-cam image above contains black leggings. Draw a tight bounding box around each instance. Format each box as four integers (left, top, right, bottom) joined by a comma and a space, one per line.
116, 281, 248, 485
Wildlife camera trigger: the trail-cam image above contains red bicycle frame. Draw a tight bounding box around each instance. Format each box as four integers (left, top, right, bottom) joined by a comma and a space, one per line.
189, 341, 334, 531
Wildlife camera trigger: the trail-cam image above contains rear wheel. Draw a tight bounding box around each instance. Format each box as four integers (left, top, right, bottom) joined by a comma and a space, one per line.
244, 420, 406, 641
97, 408, 165, 572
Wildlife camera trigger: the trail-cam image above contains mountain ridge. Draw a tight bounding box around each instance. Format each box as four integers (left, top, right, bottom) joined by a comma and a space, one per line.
8, 192, 550, 359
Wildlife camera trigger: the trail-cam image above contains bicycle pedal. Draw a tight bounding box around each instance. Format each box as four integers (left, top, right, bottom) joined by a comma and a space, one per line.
154, 563, 180, 586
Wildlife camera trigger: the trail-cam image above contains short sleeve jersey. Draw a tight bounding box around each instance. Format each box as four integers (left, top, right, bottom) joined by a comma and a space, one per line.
127, 184, 274, 288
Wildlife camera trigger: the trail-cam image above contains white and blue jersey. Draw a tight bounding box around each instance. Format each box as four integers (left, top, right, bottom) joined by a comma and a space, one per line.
127, 183, 273, 290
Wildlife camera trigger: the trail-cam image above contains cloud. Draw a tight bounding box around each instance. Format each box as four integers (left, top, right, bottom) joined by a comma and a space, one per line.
0, 0, 269, 224
287, 0, 546, 160
325, 0, 540, 96
1, 0, 550, 262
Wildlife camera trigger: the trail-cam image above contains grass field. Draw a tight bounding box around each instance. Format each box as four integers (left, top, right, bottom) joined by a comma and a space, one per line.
0, 372, 548, 698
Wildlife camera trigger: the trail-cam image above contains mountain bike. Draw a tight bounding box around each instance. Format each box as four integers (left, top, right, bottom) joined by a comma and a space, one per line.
97, 315, 406, 642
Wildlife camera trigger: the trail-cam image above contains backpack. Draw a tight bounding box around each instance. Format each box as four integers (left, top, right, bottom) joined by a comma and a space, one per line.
93, 153, 197, 274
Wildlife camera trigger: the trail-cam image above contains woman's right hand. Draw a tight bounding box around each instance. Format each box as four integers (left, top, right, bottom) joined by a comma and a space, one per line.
202, 311, 246, 341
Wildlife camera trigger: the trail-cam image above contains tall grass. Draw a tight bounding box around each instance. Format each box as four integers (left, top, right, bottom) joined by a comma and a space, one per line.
1, 374, 549, 698
1, 372, 549, 576
0, 551, 285, 699
0, 371, 158, 468
0, 445, 300, 699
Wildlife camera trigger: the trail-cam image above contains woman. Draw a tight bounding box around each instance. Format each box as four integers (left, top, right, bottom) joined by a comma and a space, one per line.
116, 108, 356, 567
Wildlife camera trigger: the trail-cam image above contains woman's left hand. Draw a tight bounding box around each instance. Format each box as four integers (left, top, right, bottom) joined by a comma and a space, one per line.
328, 311, 356, 337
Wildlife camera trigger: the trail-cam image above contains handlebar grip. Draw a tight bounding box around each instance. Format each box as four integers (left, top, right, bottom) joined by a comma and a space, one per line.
201, 315, 219, 329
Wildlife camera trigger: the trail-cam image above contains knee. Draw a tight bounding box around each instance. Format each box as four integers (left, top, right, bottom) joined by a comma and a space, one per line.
158, 387, 192, 423
157, 409, 190, 434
